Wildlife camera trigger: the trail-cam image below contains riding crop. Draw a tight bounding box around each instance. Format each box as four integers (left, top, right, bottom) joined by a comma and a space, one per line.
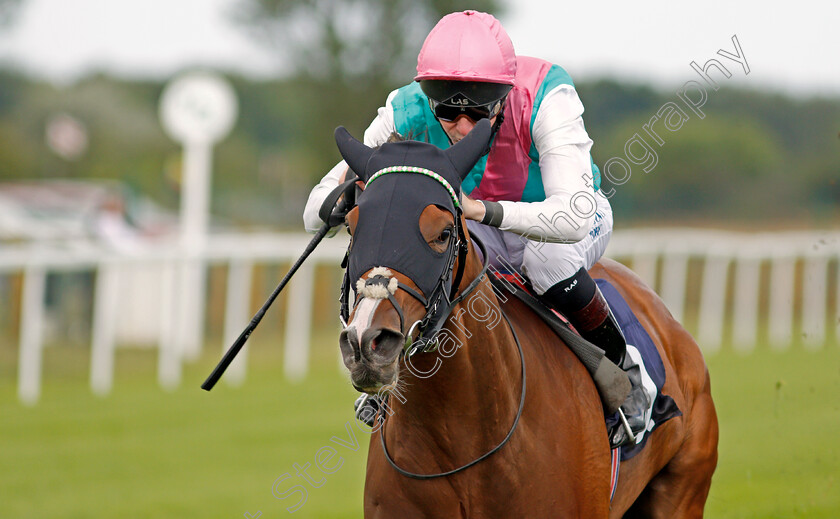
201, 176, 357, 391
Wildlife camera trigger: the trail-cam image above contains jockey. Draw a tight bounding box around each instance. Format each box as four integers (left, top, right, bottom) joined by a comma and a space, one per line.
304, 10, 646, 445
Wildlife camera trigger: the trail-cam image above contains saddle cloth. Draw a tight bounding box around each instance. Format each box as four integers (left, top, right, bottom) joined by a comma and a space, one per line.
596, 279, 681, 461
490, 272, 680, 462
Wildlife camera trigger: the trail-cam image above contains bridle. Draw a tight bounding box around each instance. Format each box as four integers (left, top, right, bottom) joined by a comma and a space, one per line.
380, 298, 526, 480
340, 208, 527, 480
338, 175, 488, 358
335, 162, 527, 479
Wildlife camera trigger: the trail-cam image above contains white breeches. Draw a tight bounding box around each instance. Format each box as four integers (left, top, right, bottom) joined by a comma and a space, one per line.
466, 192, 613, 295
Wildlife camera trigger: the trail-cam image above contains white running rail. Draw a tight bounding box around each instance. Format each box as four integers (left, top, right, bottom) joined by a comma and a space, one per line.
1, 228, 838, 404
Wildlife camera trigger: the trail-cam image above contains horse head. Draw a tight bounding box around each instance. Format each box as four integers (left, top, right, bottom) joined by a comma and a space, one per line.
335, 120, 492, 393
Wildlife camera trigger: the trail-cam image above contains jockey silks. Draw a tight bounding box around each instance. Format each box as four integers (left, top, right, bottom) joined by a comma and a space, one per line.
391, 56, 602, 203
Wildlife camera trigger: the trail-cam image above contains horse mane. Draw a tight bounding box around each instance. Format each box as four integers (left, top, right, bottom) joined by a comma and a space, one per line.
386, 131, 408, 143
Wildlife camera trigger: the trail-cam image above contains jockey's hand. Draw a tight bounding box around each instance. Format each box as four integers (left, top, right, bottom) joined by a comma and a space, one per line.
461, 194, 486, 222
339, 167, 366, 191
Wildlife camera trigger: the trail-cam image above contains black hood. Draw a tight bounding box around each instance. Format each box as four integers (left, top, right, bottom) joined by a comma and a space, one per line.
335, 120, 492, 297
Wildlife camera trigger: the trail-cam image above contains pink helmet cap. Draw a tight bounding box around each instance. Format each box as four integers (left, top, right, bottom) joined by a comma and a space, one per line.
415, 10, 516, 85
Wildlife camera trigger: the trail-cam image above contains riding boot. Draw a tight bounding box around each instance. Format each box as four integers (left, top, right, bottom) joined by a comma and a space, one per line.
540, 268, 648, 447
354, 393, 382, 427
540, 268, 627, 365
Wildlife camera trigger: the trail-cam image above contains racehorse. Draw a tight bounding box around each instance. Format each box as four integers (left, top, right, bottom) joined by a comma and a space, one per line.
334, 120, 718, 518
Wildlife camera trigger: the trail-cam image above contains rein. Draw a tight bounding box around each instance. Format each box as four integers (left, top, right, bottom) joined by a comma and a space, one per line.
337, 154, 526, 479
379, 306, 527, 480
369, 233, 526, 480
346, 230, 525, 479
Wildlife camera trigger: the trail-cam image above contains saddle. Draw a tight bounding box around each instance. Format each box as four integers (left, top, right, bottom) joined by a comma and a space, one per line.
487, 272, 681, 460
487, 272, 630, 413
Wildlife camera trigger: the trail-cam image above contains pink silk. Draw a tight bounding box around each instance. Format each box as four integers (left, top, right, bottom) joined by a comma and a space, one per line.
470, 57, 554, 202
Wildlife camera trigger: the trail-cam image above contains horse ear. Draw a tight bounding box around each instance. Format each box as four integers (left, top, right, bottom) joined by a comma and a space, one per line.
335, 126, 374, 181
445, 119, 493, 181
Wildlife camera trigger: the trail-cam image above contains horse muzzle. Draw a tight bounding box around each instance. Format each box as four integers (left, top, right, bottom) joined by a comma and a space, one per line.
339, 325, 404, 392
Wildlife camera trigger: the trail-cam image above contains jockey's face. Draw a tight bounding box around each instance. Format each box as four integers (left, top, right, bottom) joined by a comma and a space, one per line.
439, 114, 498, 144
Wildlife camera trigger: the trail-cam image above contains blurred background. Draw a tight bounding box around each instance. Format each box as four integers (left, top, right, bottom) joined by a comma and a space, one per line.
0, 0, 838, 517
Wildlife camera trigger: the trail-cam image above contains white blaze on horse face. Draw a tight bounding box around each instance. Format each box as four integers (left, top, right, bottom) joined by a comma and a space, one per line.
346, 268, 401, 349
346, 297, 381, 345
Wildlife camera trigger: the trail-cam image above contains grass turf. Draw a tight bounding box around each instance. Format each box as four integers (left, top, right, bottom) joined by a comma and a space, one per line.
1, 333, 838, 518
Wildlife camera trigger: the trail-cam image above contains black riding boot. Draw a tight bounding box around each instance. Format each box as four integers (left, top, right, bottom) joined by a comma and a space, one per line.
541, 268, 649, 448
541, 268, 626, 365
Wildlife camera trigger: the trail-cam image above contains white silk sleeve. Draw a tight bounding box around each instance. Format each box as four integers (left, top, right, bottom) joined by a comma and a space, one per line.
302, 159, 349, 234
363, 89, 399, 146
302, 90, 400, 234
496, 85, 597, 243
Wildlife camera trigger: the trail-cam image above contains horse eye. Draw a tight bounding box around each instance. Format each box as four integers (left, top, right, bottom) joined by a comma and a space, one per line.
437, 228, 452, 242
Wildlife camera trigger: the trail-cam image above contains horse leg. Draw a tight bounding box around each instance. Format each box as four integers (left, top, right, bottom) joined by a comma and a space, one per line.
624, 375, 718, 518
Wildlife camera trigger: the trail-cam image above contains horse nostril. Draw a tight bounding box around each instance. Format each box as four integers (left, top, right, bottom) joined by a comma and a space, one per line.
339, 328, 361, 364
361, 328, 405, 363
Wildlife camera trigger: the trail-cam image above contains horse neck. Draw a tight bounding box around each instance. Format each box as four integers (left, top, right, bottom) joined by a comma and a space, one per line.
390, 243, 522, 446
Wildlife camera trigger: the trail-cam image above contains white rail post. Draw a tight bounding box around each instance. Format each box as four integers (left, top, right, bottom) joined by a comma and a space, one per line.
732, 255, 761, 352
631, 252, 658, 291
174, 255, 206, 361
697, 252, 730, 354
90, 261, 120, 396
801, 254, 828, 349
160, 72, 238, 362
660, 251, 689, 324
18, 264, 46, 405
223, 259, 253, 386
157, 260, 181, 390
768, 253, 796, 351
284, 262, 315, 382
836, 256, 840, 347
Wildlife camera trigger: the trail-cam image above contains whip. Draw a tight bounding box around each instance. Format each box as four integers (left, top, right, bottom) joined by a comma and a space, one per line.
201, 176, 357, 391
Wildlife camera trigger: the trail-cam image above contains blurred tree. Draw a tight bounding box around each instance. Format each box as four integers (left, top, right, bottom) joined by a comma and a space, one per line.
577, 79, 661, 135
230, 0, 504, 191
232, 0, 503, 89
0, 69, 25, 116
598, 116, 789, 224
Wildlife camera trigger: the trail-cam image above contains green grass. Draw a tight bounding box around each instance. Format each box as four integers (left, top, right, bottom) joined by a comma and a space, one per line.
1, 334, 839, 518
705, 345, 840, 518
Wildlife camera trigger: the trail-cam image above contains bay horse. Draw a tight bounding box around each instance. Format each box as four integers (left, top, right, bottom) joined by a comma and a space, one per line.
334, 120, 718, 517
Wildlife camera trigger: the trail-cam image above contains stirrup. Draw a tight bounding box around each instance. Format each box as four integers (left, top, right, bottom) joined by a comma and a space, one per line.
609, 403, 647, 448
608, 365, 650, 448
616, 408, 637, 444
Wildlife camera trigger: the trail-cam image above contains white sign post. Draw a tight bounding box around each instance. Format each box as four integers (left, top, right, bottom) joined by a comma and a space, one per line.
160, 72, 237, 376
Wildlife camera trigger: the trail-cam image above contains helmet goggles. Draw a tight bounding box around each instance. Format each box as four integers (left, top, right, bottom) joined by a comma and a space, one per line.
420, 80, 511, 122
